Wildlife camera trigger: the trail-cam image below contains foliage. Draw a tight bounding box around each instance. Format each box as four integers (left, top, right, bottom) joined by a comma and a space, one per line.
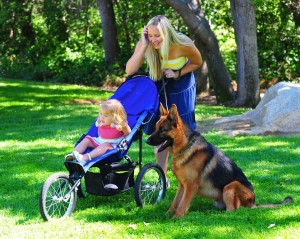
254, 0, 300, 82
1, 78, 300, 238
202, 0, 237, 80
202, 0, 300, 83
0, 0, 299, 86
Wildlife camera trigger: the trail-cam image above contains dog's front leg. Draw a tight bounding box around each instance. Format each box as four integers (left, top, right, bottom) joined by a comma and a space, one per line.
173, 183, 198, 218
167, 183, 184, 214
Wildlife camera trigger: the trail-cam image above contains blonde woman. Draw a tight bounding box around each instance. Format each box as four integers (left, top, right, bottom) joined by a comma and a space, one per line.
65, 99, 131, 165
126, 15, 203, 186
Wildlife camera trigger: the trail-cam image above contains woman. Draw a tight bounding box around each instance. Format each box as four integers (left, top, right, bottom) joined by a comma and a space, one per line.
126, 15, 203, 186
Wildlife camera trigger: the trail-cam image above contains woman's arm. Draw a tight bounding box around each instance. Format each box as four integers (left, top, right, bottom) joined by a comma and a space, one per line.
125, 41, 147, 75
179, 44, 203, 77
126, 27, 149, 75
163, 44, 203, 79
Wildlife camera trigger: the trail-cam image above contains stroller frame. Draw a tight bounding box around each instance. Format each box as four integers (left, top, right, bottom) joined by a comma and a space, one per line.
39, 75, 166, 221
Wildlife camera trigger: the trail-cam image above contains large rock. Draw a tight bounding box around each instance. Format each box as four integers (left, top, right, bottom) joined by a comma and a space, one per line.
214, 82, 300, 135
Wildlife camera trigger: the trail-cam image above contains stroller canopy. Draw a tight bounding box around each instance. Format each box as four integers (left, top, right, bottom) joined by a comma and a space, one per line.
110, 75, 159, 128
87, 75, 159, 137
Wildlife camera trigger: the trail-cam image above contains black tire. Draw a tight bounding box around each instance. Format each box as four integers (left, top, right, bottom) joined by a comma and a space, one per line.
39, 172, 77, 221
77, 175, 88, 198
134, 163, 166, 207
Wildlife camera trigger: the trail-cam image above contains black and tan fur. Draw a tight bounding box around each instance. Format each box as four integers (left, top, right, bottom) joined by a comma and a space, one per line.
146, 103, 292, 218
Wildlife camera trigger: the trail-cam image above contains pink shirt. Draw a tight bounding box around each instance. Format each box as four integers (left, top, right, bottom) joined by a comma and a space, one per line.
98, 125, 124, 139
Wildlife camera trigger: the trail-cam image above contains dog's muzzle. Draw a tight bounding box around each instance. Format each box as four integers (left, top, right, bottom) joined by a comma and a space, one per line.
146, 135, 173, 152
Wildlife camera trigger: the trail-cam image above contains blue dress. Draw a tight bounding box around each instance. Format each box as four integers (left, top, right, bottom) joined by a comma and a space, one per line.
144, 72, 196, 134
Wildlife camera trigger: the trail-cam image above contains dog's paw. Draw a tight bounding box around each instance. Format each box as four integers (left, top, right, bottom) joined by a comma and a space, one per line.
172, 212, 185, 219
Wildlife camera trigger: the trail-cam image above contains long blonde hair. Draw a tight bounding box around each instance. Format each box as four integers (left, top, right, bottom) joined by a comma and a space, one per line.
100, 99, 127, 125
144, 15, 195, 81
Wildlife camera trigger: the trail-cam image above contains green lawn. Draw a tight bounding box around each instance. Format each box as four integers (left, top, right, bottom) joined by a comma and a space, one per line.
0, 78, 299, 239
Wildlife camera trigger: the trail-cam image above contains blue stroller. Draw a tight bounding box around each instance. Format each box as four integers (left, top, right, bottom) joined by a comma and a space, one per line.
39, 75, 166, 221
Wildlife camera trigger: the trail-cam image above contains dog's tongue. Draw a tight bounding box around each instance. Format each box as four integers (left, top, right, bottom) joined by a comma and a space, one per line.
158, 139, 172, 152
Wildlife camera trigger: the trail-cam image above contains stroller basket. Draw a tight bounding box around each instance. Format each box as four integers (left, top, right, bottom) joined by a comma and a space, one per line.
85, 162, 137, 196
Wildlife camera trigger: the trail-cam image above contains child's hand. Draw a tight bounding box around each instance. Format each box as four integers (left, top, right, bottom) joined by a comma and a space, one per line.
116, 124, 122, 131
96, 117, 101, 127
116, 121, 129, 131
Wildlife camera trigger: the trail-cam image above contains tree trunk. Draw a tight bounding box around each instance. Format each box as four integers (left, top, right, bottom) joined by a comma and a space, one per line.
230, 0, 260, 107
289, 0, 300, 28
194, 38, 209, 93
165, 0, 235, 104
97, 0, 119, 65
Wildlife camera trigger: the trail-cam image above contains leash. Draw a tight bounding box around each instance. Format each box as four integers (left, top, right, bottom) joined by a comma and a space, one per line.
162, 77, 169, 111
142, 77, 169, 125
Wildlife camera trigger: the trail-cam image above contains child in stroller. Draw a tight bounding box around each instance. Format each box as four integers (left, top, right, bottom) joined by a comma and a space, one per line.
65, 99, 131, 166
39, 75, 167, 221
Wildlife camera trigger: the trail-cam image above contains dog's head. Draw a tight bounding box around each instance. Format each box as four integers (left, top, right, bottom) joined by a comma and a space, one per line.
146, 103, 180, 152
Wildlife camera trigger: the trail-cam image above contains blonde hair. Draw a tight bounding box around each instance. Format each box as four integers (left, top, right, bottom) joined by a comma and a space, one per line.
100, 99, 127, 125
144, 15, 195, 81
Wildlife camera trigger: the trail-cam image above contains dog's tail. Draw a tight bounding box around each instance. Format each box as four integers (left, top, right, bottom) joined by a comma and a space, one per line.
252, 196, 293, 209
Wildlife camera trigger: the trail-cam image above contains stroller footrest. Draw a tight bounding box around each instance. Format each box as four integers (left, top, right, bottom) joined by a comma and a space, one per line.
64, 161, 85, 176
106, 162, 137, 171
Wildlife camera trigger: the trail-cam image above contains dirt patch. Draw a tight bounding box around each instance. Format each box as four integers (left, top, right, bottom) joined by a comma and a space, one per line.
197, 116, 300, 136
196, 94, 217, 106
70, 99, 103, 105
197, 118, 255, 134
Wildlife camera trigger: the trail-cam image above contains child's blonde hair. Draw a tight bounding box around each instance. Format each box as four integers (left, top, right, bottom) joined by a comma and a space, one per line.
144, 15, 195, 81
100, 99, 127, 125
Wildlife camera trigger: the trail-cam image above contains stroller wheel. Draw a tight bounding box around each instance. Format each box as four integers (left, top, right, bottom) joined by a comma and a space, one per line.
134, 163, 166, 207
39, 172, 77, 221
77, 175, 88, 198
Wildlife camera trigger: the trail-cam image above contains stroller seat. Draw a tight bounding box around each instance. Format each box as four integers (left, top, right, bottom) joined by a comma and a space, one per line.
66, 74, 159, 172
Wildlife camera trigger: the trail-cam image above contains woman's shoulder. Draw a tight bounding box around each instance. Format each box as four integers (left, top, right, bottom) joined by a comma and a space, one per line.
169, 44, 194, 57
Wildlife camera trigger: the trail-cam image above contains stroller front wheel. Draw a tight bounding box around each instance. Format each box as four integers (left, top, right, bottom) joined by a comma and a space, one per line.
134, 163, 166, 207
39, 172, 77, 221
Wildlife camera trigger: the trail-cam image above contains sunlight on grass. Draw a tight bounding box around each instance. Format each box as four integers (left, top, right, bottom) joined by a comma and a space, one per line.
1, 78, 300, 239
0, 139, 69, 150
195, 104, 250, 120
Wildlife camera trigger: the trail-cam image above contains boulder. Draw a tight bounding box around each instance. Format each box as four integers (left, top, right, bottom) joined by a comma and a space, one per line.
214, 82, 300, 136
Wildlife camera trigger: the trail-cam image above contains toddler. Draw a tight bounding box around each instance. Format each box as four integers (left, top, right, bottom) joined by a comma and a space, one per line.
65, 99, 131, 167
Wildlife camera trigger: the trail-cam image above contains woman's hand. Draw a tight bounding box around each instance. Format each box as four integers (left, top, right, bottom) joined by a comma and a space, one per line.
163, 69, 179, 79
141, 26, 149, 47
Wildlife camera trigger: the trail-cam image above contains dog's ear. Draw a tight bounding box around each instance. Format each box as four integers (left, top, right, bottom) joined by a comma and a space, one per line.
159, 102, 168, 116
168, 104, 179, 125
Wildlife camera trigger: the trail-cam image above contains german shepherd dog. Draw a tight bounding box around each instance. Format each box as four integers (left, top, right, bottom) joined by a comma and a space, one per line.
146, 103, 292, 218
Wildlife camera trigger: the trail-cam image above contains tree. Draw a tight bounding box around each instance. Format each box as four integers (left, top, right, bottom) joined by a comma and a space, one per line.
230, 0, 260, 107
97, 0, 119, 65
0, 0, 35, 55
288, 0, 300, 27
165, 0, 235, 104
166, 0, 262, 107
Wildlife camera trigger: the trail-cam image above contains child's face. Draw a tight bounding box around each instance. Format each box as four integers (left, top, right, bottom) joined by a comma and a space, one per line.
99, 108, 113, 126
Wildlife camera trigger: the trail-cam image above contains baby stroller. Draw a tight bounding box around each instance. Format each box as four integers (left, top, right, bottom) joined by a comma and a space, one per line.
39, 74, 166, 221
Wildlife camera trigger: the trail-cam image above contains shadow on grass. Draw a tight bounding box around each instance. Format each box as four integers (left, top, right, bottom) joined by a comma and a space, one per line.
0, 78, 112, 105
0, 78, 299, 238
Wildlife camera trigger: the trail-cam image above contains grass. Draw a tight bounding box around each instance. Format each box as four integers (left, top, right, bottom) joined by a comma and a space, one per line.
0, 77, 299, 239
